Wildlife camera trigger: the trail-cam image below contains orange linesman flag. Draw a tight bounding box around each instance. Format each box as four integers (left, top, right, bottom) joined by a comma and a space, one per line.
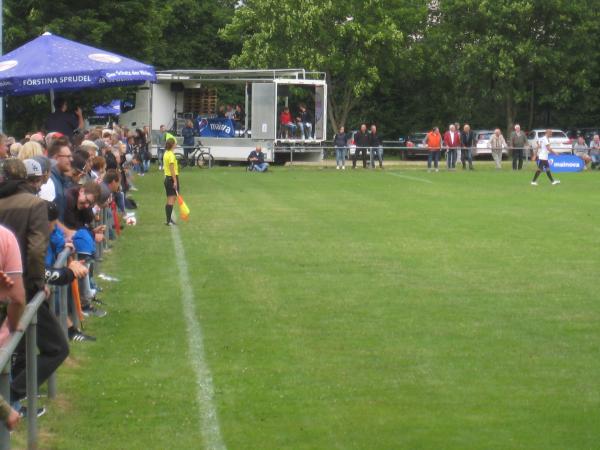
177, 193, 190, 221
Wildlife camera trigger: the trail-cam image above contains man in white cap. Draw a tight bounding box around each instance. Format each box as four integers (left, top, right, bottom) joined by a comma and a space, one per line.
23, 159, 44, 194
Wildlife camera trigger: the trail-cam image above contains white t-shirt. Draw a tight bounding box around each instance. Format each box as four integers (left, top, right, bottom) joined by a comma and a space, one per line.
537, 136, 551, 160
39, 178, 56, 201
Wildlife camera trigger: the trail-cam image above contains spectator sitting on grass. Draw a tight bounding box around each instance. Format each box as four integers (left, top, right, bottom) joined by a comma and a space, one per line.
248, 145, 269, 172
572, 136, 591, 168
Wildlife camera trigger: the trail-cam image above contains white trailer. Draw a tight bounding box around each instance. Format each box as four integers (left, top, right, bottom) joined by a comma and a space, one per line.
118, 69, 327, 163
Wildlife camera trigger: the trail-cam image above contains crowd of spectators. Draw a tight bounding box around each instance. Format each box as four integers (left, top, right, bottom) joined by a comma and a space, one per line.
0, 97, 145, 427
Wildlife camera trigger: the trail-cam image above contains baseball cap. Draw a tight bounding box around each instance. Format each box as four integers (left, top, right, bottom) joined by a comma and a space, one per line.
23, 159, 43, 178
32, 155, 51, 174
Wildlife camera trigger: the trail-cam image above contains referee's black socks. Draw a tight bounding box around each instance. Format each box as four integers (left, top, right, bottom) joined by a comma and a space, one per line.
166, 204, 173, 223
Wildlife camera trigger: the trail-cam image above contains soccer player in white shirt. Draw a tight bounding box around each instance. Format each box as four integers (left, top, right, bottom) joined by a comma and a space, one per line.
531, 129, 560, 186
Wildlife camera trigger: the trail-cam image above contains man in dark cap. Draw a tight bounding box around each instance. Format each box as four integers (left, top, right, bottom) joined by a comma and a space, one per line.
0, 159, 69, 409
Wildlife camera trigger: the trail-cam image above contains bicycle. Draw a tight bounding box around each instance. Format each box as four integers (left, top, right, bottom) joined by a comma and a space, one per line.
177, 144, 214, 168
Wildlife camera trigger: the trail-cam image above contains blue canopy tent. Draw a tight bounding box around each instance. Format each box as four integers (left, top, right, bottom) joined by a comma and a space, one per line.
0, 32, 156, 96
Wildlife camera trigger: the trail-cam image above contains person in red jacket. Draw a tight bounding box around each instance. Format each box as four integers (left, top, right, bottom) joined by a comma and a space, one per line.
279, 107, 296, 138
443, 124, 461, 170
425, 127, 442, 172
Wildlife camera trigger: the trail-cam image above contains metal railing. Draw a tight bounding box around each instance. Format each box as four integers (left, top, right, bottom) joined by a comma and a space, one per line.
0, 290, 48, 450
0, 244, 79, 449
0, 200, 115, 449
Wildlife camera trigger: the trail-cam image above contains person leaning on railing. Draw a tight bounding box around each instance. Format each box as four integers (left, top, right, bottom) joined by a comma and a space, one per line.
489, 128, 507, 170
509, 124, 528, 171
0, 159, 70, 409
459, 124, 475, 170
333, 126, 349, 170
0, 224, 25, 430
426, 127, 442, 172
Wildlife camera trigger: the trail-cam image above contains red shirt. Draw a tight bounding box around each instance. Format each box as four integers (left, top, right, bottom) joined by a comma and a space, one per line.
443, 131, 461, 148
280, 111, 293, 125
426, 131, 442, 150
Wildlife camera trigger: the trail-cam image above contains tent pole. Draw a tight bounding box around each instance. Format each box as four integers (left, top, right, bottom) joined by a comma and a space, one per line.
50, 88, 55, 113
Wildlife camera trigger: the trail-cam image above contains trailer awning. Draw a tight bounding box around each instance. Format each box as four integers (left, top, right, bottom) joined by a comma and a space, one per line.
156, 69, 326, 84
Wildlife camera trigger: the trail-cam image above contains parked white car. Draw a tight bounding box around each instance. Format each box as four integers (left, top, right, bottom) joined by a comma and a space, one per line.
473, 130, 508, 156
527, 129, 572, 154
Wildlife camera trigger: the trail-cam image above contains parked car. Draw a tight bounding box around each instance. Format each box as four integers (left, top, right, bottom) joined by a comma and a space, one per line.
527, 129, 572, 154
404, 132, 429, 157
473, 130, 508, 157
566, 127, 598, 144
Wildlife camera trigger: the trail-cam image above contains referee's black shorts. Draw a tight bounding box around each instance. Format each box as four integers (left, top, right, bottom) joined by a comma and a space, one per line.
164, 175, 180, 197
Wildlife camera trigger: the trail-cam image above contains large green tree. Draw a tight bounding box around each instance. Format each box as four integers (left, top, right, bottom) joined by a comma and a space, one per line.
2, 0, 163, 135
2, 0, 238, 136
424, 0, 600, 132
153, 0, 238, 69
221, 0, 424, 133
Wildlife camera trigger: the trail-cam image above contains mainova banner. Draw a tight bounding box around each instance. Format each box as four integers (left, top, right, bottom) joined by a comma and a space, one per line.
548, 154, 585, 173
197, 117, 235, 138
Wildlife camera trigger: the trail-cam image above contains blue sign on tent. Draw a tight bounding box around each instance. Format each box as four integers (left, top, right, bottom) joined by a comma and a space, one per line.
0, 32, 156, 96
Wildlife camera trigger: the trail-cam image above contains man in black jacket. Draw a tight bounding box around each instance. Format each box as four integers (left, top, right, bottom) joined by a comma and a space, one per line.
296, 104, 313, 140
369, 125, 384, 169
460, 124, 476, 170
352, 124, 370, 169
0, 159, 69, 409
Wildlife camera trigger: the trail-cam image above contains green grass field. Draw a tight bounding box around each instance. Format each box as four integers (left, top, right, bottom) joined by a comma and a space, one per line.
21, 162, 600, 449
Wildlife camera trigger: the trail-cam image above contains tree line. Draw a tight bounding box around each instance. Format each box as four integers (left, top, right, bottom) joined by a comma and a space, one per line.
4, 0, 600, 138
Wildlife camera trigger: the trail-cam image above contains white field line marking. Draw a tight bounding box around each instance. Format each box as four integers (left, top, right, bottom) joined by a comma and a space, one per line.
171, 225, 226, 450
387, 172, 434, 184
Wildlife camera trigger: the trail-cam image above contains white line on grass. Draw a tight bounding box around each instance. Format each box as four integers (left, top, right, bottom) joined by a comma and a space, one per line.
171, 225, 227, 450
387, 172, 434, 184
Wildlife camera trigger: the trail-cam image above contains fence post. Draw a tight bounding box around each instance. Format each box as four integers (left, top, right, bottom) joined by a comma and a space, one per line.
102, 208, 109, 249
0, 362, 10, 449
47, 289, 58, 400
26, 314, 38, 450
58, 285, 68, 339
